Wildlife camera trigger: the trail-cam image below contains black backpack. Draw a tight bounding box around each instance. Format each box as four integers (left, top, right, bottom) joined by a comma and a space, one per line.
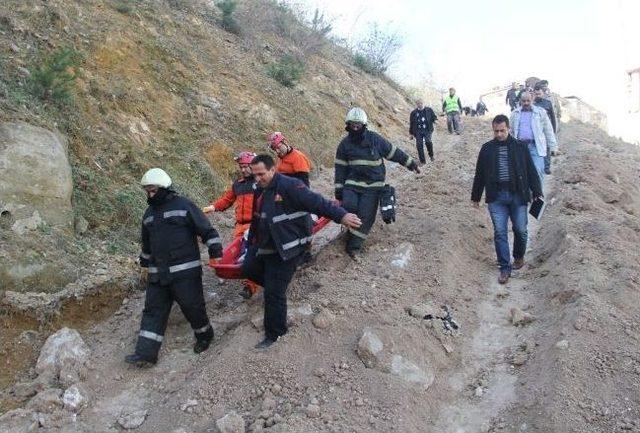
379, 184, 396, 224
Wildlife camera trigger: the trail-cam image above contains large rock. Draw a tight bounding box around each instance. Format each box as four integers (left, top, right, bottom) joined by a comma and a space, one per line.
36, 327, 90, 382
356, 327, 384, 368
216, 411, 245, 433
117, 410, 148, 430
0, 408, 38, 433
62, 383, 91, 412
26, 388, 63, 413
0, 122, 73, 228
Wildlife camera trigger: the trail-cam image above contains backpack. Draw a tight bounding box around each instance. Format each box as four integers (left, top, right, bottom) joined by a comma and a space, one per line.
379, 184, 396, 224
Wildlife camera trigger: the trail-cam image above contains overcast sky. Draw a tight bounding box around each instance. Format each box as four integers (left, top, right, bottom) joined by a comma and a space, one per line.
295, 0, 640, 141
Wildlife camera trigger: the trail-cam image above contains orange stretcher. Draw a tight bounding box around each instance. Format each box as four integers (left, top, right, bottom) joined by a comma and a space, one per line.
209, 216, 334, 279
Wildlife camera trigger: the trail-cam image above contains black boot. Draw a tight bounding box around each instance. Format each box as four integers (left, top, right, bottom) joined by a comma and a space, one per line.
193, 337, 213, 354
254, 337, 277, 350
124, 353, 157, 367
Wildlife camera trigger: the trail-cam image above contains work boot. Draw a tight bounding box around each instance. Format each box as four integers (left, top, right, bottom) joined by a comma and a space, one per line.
498, 271, 510, 285
254, 337, 277, 350
513, 258, 525, 270
193, 337, 213, 354
124, 353, 156, 367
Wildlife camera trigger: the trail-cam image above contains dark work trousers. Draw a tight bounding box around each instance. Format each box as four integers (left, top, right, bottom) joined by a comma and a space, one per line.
135, 275, 213, 360
415, 131, 434, 163
242, 249, 301, 341
342, 187, 380, 253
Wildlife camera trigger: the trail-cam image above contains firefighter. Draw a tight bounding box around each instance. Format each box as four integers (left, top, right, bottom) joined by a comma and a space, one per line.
268, 132, 312, 186
203, 151, 261, 299
125, 168, 223, 367
335, 107, 421, 259
242, 154, 361, 349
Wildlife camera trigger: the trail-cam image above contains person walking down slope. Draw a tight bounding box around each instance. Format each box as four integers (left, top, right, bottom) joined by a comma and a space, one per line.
242, 154, 361, 349
409, 99, 438, 163
533, 84, 557, 175
442, 87, 463, 134
126, 168, 223, 367
476, 98, 489, 116
203, 151, 261, 299
268, 132, 312, 187
506, 82, 519, 111
509, 91, 558, 184
471, 115, 542, 285
335, 107, 421, 259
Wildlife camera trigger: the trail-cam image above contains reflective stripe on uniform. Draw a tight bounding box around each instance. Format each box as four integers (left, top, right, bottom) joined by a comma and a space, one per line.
164, 210, 188, 218
205, 237, 222, 247
148, 266, 158, 273
260, 212, 267, 219
140, 252, 151, 260
139, 330, 163, 342
193, 323, 211, 334
169, 260, 201, 273
272, 211, 309, 223
282, 236, 313, 251
386, 144, 398, 159
404, 156, 414, 167
335, 159, 348, 166
345, 180, 386, 188
334, 183, 344, 189
143, 216, 154, 225
380, 205, 394, 211
348, 159, 383, 166
349, 228, 368, 239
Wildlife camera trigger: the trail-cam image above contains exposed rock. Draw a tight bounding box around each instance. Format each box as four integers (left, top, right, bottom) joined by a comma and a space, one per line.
36, 327, 90, 382
0, 122, 73, 228
555, 339, 569, 350
306, 403, 321, 418
406, 302, 438, 319
391, 242, 414, 268
0, 408, 38, 433
510, 307, 536, 326
118, 409, 148, 429
356, 327, 384, 368
312, 309, 335, 329
26, 388, 63, 413
62, 383, 90, 412
216, 411, 245, 433
74, 215, 89, 235
389, 355, 434, 388
11, 377, 49, 400
17, 66, 31, 77
11, 211, 43, 235
180, 399, 198, 412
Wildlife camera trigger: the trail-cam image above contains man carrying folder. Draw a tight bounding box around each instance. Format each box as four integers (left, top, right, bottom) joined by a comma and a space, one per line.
471, 115, 543, 284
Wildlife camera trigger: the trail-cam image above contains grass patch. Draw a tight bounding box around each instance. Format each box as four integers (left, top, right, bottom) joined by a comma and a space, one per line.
266, 55, 305, 87
28, 47, 83, 106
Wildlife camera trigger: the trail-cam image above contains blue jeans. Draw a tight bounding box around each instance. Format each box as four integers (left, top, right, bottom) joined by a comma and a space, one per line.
488, 191, 528, 273
528, 142, 545, 183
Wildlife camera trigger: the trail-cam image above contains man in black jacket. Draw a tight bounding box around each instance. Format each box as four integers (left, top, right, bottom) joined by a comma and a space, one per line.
533, 85, 557, 175
471, 115, 542, 284
506, 82, 518, 111
409, 99, 437, 163
243, 155, 361, 349
126, 168, 224, 367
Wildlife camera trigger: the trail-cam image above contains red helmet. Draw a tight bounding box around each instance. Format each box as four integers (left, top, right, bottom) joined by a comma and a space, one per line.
234, 151, 256, 165
268, 132, 286, 150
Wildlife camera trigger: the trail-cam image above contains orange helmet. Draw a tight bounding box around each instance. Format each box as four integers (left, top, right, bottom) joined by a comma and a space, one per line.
268, 132, 286, 151
234, 151, 256, 165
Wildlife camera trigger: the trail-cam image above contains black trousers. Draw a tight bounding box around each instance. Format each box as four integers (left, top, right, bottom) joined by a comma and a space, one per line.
342, 187, 380, 253
242, 250, 301, 341
135, 275, 213, 360
415, 132, 433, 163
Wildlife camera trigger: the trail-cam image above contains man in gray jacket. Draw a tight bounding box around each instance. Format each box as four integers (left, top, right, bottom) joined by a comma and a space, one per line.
509, 91, 557, 184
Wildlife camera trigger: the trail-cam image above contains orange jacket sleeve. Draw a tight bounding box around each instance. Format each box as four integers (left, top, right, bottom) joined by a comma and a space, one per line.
292, 151, 311, 173
213, 187, 236, 211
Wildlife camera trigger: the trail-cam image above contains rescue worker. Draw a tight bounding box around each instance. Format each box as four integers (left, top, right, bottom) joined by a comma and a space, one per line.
242, 154, 361, 349
203, 151, 260, 299
125, 168, 223, 367
442, 87, 463, 134
268, 132, 312, 186
335, 107, 421, 259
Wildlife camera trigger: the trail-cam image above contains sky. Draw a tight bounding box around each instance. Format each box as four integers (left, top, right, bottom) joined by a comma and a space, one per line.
294, 0, 640, 142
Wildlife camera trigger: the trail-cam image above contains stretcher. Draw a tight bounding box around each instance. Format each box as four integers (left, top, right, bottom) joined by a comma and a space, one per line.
209, 216, 334, 279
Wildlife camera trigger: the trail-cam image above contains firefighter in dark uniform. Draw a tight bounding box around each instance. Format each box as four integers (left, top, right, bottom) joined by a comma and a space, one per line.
335, 107, 421, 259
125, 168, 223, 367
242, 155, 361, 349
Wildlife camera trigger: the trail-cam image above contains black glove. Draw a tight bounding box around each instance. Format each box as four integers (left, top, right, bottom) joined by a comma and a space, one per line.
208, 246, 223, 260
335, 189, 343, 201
408, 161, 421, 174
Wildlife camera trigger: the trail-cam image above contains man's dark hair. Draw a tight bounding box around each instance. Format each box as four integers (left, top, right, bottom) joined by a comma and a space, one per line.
492, 114, 510, 127
251, 153, 275, 169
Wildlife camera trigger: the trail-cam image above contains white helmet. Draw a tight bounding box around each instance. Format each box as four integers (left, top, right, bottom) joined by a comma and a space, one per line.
140, 168, 172, 188
345, 107, 368, 124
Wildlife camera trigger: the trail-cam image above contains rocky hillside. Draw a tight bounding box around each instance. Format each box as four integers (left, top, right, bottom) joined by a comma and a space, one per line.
0, 0, 413, 296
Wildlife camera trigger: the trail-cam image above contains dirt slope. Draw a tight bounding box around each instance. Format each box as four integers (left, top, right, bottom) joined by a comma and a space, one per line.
4, 118, 640, 432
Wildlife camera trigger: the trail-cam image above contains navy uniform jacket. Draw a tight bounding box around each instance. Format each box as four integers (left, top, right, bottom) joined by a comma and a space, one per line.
249, 173, 347, 261
139, 193, 222, 285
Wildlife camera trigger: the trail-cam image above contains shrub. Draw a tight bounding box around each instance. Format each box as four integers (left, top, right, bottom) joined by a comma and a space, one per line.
266, 55, 305, 87
217, 0, 240, 34
114, 1, 132, 14
353, 24, 402, 75
28, 47, 82, 105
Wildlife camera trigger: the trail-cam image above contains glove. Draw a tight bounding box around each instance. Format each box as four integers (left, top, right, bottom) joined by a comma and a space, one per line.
408, 161, 421, 174
208, 258, 219, 267
335, 190, 343, 201
202, 205, 215, 213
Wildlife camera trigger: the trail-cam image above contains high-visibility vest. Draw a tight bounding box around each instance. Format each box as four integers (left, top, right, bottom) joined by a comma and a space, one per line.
444, 95, 460, 113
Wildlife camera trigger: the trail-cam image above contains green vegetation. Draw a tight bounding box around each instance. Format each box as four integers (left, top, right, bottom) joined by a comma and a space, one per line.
352, 24, 402, 76
114, 1, 133, 14
266, 55, 305, 87
28, 47, 83, 106
217, 0, 240, 34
